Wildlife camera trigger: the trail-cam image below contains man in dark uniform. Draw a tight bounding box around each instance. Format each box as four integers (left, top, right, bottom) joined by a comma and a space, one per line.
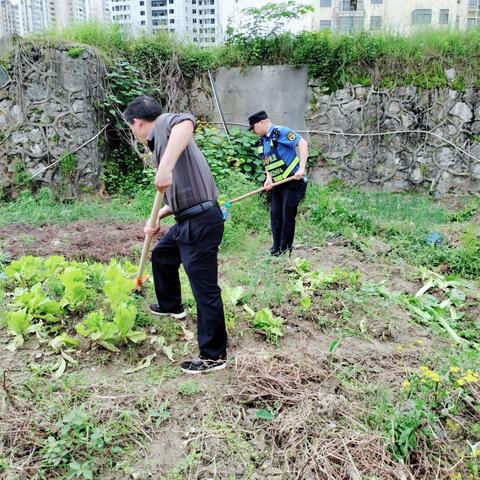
248, 110, 308, 256
123, 95, 227, 374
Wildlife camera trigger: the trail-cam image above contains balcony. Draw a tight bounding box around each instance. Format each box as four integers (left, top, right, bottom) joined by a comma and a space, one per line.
336, 0, 364, 15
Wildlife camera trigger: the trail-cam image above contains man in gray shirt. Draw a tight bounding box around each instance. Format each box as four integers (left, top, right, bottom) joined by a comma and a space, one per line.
123, 95, 227, 374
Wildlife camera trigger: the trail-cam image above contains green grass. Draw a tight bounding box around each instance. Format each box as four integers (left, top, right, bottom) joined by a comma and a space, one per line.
31, 23, 480, 91
0, 187, 154, 226
1, 177, 478, 277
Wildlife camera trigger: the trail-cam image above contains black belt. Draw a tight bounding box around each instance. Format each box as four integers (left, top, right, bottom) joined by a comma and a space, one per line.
174, 200, 218, 222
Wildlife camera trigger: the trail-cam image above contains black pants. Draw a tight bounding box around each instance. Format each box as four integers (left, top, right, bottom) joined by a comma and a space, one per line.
151, 206, 227, 360
270, 179, 307, 253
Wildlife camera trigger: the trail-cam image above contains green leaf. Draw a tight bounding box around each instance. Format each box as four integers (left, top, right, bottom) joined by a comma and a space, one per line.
162, 345, 174, 361
255, 409, 275, 420
328, 338, 341, 353
223, 285, 244, 306
126, 330, 147, 343
52, 357, 67, 378
50, 334, 80, 352
60, 267, 87, 307
124, 353, 156, 374
98, 340, 120, 352
300, 295, 312, 310
6, 310, 32, 335
113, 304, 137, 336
6, 335, 24, 352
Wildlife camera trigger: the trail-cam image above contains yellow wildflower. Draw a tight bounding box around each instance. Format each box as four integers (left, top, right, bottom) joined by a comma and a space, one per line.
446, 419, 460, 432
450, 474, 461, 480
450, 366, 461, 374
402, 379, 411, 390
416, 339, 425, 345
456, 370, 479, 386
420, 366, 441, 383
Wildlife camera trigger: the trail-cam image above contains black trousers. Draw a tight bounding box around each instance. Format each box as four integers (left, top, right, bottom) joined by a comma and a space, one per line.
151, 206, 227, 360
270, 178, 307, 253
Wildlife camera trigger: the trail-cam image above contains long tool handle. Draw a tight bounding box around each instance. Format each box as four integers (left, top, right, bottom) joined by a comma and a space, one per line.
229, 176, 297, 205
136, 190, 164, 282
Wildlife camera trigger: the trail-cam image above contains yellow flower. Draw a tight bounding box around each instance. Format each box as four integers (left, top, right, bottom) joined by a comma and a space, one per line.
450, 473, 461, 480
450, 366, 461, 374
416, 339, 425, 345
456, 370, 479, 386
420, 366, 441, 383
446, 419, 460, 431
402, 379, 411, 390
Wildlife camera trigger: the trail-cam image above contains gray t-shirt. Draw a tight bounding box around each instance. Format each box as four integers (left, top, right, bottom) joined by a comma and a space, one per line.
147, 113, 218, 214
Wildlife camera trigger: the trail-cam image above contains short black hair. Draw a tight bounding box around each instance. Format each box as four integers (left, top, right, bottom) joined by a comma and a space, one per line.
123, 95, 163, 124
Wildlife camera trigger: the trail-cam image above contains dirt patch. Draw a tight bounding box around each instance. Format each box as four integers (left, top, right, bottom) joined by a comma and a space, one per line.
0, 221, 167, 262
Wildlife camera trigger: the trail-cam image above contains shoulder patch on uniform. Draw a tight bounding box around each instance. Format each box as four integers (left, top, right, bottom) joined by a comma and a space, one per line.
286, 131, 296, 141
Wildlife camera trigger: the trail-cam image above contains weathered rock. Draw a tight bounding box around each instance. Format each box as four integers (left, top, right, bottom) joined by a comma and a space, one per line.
305, 84, 480, 192
445, 68, 456, 81
449, 101, 473, 123
0, 42, 106, 195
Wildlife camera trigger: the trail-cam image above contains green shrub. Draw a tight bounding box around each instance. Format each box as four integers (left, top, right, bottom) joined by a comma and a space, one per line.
66, 47, 84, 58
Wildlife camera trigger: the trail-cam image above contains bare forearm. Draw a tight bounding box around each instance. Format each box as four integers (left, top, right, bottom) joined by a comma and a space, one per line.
158, 205, 173, 222
297, 138, 308, 170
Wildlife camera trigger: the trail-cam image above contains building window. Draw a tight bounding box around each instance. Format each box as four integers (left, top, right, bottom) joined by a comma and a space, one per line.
371, 0, 382, 3
467, 17, 477, 29
338, 15, 362, 32
468, 0, 477, 9
370, 15, 382, 30
193, 18, 197, 23
192, 9, 196, 13
141, 20, 145, 25
411, 9, 432, 26
169, 8, 174, 13
140, 1, 144, 5
319, 20, 331, 30
439, 9, 449, 25
140, 10, 145, 15
320, 0, 331, 6
170, 18, 174, 23
455, 15, 460, 28
339, 1, 362, 11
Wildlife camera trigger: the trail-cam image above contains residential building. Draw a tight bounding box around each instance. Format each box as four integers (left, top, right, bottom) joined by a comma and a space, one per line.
6, 0, 109, 38
87, 0, 109, 22
109, 0, 223, 44
18, 0, 50, 34
0, 0, 21, 37
314, 0, 480, 34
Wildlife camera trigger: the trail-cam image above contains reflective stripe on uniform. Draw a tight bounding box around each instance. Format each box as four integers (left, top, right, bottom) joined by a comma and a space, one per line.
279, 156, 300, 179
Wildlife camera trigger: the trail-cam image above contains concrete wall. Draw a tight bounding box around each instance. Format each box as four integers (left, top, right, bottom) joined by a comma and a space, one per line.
191, 65, 310, 133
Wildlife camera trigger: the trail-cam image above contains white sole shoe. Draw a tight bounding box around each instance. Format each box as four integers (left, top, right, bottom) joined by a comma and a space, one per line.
148, 306, 187, 319
180, 362, 227, 374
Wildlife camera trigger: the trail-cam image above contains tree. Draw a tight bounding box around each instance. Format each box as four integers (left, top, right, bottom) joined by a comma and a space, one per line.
226, 1, 314, 42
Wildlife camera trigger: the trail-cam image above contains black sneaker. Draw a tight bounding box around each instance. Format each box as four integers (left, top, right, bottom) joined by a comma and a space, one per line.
180, 356, 226, 374
269, 247, 281, 256
149, 304, 186, 319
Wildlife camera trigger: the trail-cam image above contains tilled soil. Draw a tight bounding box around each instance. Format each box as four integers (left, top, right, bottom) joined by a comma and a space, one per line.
0, 221, 170, 262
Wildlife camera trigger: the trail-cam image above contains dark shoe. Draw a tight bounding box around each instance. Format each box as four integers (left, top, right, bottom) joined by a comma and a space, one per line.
149, 304, 186, 319
269, 247, 281, 256
180, 356, 226, 374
